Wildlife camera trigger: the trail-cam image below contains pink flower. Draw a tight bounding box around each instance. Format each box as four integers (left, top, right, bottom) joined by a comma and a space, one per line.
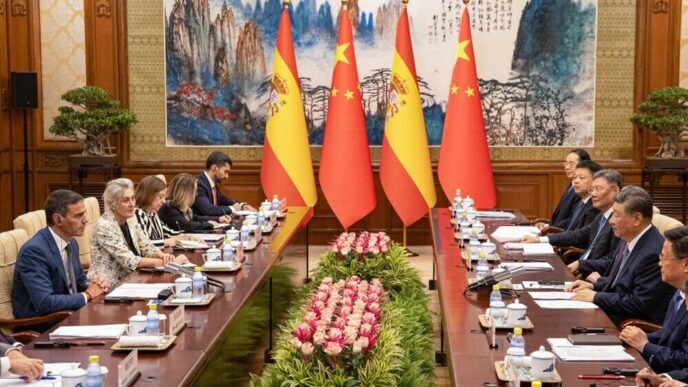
295, 323, 312, 342
369, 246, 380, 255
327, 327, 343, 342
301, 342, 314, 356
362, 312, 376, 325
291, 337, 302, 349
359, 323, 373, 336
355, 336, 369, 352
305, 311, 318, 326
313, 331, 326, 346
322, 277, 333, 284
323, 341, 343, 356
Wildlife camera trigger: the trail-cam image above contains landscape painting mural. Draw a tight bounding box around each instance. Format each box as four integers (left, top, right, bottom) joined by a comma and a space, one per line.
165, 0, 597, 147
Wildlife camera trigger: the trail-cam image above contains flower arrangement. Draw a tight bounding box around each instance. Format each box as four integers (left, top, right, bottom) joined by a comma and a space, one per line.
291, 276, 384, 364
331, 232, 391, 259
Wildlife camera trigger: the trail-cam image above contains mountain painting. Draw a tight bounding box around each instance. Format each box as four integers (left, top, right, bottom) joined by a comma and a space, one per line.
164, 0, 597, 147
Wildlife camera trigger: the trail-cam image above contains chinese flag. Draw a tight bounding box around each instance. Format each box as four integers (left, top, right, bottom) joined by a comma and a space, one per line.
319, 8, 376, 229
261, 5, 317, 207
437, 7, 496, 209
379, 5, 437, 227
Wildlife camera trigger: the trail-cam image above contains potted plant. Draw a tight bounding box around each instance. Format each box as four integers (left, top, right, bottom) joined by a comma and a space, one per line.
49, 86, 137, 157
631, 86, 688, 161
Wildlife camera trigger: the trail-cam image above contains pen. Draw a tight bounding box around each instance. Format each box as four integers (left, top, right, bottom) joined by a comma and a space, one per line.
577, 375, 624, 380
20, 376, 57, 381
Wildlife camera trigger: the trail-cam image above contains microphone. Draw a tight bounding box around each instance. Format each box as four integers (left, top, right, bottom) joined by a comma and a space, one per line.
464, 266, 527, 292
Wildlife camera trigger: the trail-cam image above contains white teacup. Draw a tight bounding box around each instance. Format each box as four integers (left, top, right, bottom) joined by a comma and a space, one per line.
227, 229, 240, 242
61, 365, 87, 387
530, 346, 555, 379
128, 311, 148, 336
246, 215, 258, 225
203, 246, 222, 262
507, 300, 528, 327
175, 274, 193, 299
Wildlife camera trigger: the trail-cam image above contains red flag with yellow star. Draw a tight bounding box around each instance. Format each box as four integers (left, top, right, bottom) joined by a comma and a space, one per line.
318, 7, 376, 229
438, 7, 496, 208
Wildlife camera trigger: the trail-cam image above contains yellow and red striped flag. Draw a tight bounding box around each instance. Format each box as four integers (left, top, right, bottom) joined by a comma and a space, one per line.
379, 4, 437, 227
319, 6, 376, 229
260, 3, 317, 207
438, 7, 496, 208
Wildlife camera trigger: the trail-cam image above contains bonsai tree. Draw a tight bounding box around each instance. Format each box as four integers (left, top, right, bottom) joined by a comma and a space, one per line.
50, 86, 137, 156
631, 86, 688, 159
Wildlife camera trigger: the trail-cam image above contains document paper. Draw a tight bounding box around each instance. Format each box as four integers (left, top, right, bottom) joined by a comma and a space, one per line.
522, 243, 555, 256
547, 338, 634, 361
105, 283, 174, 300
534, 300, 598, 309
490, 226, 540, 242
528, 291, 574, 300
50, 324, 127, 339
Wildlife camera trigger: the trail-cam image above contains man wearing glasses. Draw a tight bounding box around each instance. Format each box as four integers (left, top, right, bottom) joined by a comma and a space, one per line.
568, 186, 673, 326
523, 169, 623, 277
619, 226, 688, 379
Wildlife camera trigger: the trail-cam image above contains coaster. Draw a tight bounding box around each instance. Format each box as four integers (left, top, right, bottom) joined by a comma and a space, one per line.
162, 293, 214, 307
479, 314, 534, 330
111, 335, 176, 351
201, 262, 242, 272
494, 361, 561, 383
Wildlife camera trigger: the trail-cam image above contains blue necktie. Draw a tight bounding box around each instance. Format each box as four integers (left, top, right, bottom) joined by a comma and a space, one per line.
610, 245, 631, 288
566, 201, 586, 231
580, 215, 608, 260
665, 291, 684, 325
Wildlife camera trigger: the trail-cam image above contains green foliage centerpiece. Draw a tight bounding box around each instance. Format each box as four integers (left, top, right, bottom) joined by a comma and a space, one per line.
252, 232, 434, 387
49, 86, 137, 156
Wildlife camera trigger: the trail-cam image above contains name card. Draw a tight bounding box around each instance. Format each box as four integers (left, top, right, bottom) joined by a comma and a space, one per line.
269, 212, 277, 226
235, 243, 245, 263
118, 349, 140, 387
169, 305, 186, 335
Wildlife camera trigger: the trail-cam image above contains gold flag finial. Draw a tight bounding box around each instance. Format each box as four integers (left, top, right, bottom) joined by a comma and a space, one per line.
402, 0, 409, 5
463, 0, 470, 4
283, 0, 289, 6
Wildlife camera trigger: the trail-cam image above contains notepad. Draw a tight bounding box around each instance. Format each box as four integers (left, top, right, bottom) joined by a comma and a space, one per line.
547, 338, 634, 361
50, 324, 127, 339
491, 226, 540, 242
188, 234, 224, 243
105, 283, 174, 300
174, 239, 210, 249
522, 243, 555, 256
534, 300, 598, 309
528, 291, 574, 300
504, 243, 524, 250
522, 281, 572, 290
477, 211, 516, 219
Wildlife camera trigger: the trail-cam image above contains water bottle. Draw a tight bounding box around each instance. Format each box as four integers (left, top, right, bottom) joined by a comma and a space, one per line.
193, 266, 204, 298
85, 355, 102, 387
453, 188, 463, 206
257, 211, 266, 226
510, 327, 525, 349
490, 284, 503, 305
476, 252, 489, 280
240, 221, 249, 242
225, 230, 231, 245
146, 304, 159, 336
271, 194, 280, 211
469, 239, 481, 260
223, 243, 234, 262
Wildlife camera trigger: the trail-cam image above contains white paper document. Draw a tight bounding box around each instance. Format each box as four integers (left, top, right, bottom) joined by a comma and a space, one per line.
174, 240, 210, 249
477, 211, 516, 219
50, 324, 127, 339
522, 281, 572, 290
189, 234, 225, 242
528, 291, 574, 300
547, 338, 634, 361
522, 243, 555, 256
504, 243, 524, 250
0, 363, 81, 386
491, 226, 540, 242
106, 283, 174, 299
499, 262, 554, 271
534, 300, 598, 309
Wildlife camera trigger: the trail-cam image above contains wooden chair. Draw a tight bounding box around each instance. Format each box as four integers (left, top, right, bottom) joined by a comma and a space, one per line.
12, 210, 47, 239
653, 213, 684, 235
74, 196, 101, 270
0, 229, 71, 343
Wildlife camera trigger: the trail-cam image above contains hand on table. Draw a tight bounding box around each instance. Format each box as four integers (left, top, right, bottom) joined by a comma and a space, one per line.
586, 272, 601, 284
570, 288, 596, 302
7, 351, 44, 382
173, 254, 189, 265
565, 279, 593, 292
567, 260, 580, 275
521, 234, 540, 243
635, 367, 667, 387
619, 325, 648, 352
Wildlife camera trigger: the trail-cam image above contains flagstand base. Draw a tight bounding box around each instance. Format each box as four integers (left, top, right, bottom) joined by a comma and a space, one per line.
435, 350, 447, 366
403, 247, 419, 257
264, 348, 275, 364
428, 279, 437, 291
303, 278, 312, 284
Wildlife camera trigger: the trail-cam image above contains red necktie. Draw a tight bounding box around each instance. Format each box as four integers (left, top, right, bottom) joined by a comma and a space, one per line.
212, 186, 218, 206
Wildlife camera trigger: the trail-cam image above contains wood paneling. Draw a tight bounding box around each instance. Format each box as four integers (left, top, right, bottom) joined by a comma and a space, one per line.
0, 2, 681, 244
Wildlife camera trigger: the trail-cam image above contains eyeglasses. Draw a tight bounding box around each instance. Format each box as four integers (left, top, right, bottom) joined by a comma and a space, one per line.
587, 185, 617, 194
563, 161, 576, 167
659, 254, 687, 261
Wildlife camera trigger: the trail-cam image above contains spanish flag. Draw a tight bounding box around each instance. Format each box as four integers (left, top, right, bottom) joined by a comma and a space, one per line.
260, 4, 317, 207
379, 4, 437, 227
438, 7, 496, 209
319, 6, 376, 229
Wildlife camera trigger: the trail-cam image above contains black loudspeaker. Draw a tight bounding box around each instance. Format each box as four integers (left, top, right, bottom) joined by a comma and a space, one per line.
10, 72, 38, 109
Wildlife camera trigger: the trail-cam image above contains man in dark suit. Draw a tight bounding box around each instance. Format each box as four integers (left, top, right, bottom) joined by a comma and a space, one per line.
12, 190, 108, 320
560, 160, 602, 231
619, 226, 688, 373
524, 169, 622, 273
193, 151, 256, 218
540, 149, 590, 230
0, 332, 44, 380
568, 186, 673, 326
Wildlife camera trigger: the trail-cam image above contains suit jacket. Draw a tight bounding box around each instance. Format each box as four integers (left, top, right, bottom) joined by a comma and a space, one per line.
667, 367, 688, 383
550, 184, 579, 228
192, 173, 236, 217
12, 228, 89, 318
593, 226, 673, 325
575, 213, 620, 275
641, 291, 688, 373
561, 199, 599, 231
159, 202, 214, 233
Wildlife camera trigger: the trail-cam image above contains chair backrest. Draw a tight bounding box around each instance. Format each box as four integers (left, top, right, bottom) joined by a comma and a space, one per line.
74, 197, 101, 269
12, 210, 47, 238
0, 229, 29, 320
652, 213, 684, 235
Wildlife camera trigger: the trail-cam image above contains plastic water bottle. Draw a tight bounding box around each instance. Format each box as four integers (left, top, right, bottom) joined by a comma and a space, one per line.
240, 221, 249, 242
257, 211, 266, 226
490, 284, 503, 305
271, 195, 280, 211
86, 355, 102, 387
225, 230, 231, 245
193, 266, 204, 298
223, 243, 234, 262
510, 327, 525, 349
469, 239, 481, 260
476, 252, 489, 280
453, 188, 463, 205
146, 304, 159, 336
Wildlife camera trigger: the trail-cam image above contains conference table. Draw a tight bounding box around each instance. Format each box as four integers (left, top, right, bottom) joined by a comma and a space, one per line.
26, 207, 313, 386
430, 208, 648, 386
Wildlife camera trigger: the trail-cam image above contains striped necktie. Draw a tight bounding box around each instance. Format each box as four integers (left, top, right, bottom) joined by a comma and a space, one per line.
579, 215, 607, 260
